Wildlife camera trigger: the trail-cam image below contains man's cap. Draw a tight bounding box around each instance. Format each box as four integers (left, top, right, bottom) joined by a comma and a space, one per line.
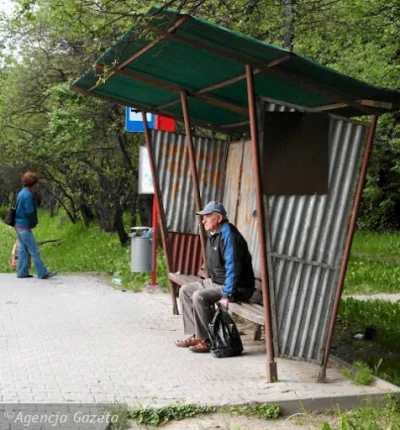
196, 201, 227, 216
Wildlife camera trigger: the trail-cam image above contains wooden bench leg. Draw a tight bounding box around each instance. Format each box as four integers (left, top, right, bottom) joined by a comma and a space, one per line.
253, 324, 262, 341
170, 282, 180, 315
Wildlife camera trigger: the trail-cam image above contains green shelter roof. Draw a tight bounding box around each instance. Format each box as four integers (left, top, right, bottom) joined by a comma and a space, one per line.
70, 7, 400, 130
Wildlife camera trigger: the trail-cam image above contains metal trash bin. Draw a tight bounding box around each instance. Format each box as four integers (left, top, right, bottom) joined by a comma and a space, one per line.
130, 227, 153, 272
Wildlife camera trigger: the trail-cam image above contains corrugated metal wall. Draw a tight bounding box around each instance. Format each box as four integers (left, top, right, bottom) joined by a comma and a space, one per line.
152, 130, 229, 234
223, 108, 369, 363
152, 130, 229, 275
151, 112, 369, 364
266, 116, 369, 362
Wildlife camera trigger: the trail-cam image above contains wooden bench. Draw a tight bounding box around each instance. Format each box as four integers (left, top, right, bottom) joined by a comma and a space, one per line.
168, 271, 264, 341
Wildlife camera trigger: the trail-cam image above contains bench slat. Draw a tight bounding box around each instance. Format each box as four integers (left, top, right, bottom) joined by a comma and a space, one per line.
229, 302, 265, 326
168, 273, 202, 286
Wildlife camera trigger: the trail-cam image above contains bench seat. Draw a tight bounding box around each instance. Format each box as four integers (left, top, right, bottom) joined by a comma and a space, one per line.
168, 272, 202, 286
228, 301, 264, 326
168, 271, 265, 340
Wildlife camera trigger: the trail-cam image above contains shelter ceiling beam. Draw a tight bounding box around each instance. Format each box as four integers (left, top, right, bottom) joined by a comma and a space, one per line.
198, 54, 291, 95
312, 99, 394, 112
88, 16, 187, 93
69, 83, 177, 120
97, 64, 248, 116
148, 26, 378, 115
155, 57, 290, 112
359, 99, 393, 109
69, 83, 232, 134
220, 120, 250, 129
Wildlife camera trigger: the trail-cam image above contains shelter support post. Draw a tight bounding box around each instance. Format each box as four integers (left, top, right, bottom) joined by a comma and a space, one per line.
317, 115, 378, 383
245, 65, 277, 382
142, 113, 177, 314
180, 91, 209, 276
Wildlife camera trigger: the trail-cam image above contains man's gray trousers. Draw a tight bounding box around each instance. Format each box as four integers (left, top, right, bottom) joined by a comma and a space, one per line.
179, 278, 223, 339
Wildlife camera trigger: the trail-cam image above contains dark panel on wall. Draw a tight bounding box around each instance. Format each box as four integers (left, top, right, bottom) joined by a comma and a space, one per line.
263, 112, 329, 195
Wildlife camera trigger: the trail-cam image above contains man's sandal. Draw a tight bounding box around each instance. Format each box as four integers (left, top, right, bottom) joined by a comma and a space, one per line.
174, 336, 202, 348
188, 339, 211, 353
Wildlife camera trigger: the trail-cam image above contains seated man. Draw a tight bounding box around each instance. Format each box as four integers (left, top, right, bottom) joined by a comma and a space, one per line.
175, 201, 255, 353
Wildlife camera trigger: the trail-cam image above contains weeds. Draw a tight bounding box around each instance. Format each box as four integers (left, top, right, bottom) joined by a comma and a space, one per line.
321, 396, 400, 429
342, 361, 374, 385
128, 403, 216, 426
229, 403, 280, 420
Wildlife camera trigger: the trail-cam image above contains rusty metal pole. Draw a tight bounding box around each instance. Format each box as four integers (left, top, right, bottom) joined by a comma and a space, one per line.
180, 91, 209, 276
318, 115, 378, 383
142, 113, 178, 314
245, 65, 277, 382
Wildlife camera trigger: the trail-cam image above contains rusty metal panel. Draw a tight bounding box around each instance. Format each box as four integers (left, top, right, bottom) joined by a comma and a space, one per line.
152, 130, 229, 234
223, 142, 260, 275
265, 114, 369, 363
168, 232, 202, 274
151, 130, 229, 275
223, 142, 242, 225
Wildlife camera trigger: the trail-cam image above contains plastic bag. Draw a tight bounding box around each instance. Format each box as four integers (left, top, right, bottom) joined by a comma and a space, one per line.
208, 308, 243, 358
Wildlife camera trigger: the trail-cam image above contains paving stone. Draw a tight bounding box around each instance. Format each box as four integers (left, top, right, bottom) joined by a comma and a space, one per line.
0, 273, 399, 416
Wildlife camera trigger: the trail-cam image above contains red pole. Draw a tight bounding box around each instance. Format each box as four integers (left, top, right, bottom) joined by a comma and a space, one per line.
151, 194, 158, 286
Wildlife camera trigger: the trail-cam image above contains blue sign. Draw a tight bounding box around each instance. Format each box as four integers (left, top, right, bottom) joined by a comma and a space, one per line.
125, 107, 155, 132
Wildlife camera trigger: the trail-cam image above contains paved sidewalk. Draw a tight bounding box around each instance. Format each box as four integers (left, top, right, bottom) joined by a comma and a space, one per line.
0, 274, 398, 414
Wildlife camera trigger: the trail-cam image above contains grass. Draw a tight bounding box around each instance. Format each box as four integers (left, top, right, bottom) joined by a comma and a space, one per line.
342, 361, 375, 385
0, 209, 168, 291
335, 298, 400, 387
107, 402, 280, 428
320, 396, 400, 430
345, 231, 400, 294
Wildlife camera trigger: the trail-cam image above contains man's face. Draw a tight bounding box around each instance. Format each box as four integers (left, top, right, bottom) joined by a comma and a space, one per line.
201, 213, 223, 233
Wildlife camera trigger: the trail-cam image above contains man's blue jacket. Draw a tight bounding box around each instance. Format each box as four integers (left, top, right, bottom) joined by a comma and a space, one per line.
206, 220, 255, 301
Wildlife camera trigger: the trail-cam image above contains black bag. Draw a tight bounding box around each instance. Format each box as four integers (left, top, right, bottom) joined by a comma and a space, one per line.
208, 308, 243, 358
4, 207, 16, 227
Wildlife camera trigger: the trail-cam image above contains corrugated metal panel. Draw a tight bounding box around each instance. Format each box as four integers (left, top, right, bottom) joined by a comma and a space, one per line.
152, 111, 368, 364
152, 130, 229, 234
168, 232, 202, 274
223, 104, 369, 363
265, 113, 369, 363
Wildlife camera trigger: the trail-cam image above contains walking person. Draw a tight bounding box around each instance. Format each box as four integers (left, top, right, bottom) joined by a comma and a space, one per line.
175, 201, 255, 353
15, 172, 56, 279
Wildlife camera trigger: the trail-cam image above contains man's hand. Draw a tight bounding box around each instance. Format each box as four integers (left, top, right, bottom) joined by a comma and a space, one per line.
219, 298, 229, 308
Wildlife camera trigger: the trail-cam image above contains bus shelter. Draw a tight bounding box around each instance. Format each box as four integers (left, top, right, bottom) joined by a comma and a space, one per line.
70, 7, 400, 382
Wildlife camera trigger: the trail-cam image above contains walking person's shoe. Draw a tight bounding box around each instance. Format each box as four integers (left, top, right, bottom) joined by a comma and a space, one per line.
41, 271, 57, 279
189, 339, 211, 353
17, 275, 34, 278
175, 335, 202, 348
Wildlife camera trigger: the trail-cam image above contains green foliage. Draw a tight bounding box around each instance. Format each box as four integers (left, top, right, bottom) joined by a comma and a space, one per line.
105, 404, 132, 430
321, 396, 400, 430
342, 361, 374, 386
345, 231, 400, 294
229, 403, 280, 420
0, 210, 169, 291
128, 403, 216, 426
337, 298, 400, 386
338, 299, 400, 350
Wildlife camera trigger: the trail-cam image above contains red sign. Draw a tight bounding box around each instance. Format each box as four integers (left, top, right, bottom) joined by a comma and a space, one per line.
155, 115, 176, 132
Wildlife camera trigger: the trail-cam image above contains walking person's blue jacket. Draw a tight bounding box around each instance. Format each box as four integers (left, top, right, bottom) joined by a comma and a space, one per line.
15, 187, 38, 229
